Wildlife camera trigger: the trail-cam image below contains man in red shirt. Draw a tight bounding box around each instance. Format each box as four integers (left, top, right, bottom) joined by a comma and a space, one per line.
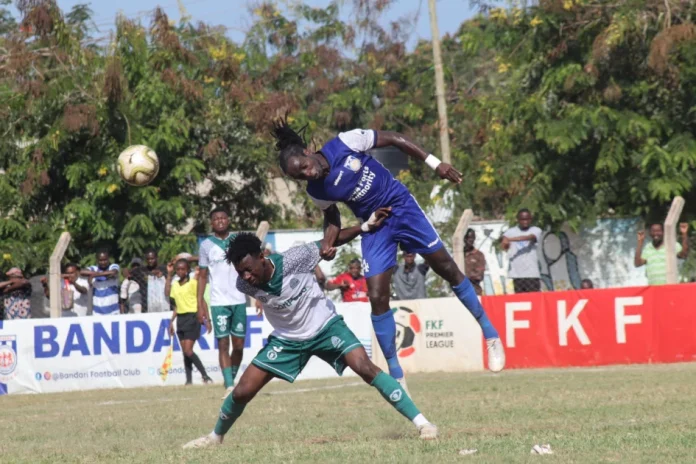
326, 259, 368, 302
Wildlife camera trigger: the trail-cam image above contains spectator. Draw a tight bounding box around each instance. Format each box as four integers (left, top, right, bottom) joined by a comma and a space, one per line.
1, 268, 32, 319
634, 223, 689, 285
580, 279, 594, 290
392, 252, 429, 300
326, 259, 368, 302
463, 229, 486, 296
82, 250, 120, 315
502, 209, 543, 293
166, 258, 213, 385
120, 258, 143, 314
42, 263, 89, 317
129, 248, 169, 312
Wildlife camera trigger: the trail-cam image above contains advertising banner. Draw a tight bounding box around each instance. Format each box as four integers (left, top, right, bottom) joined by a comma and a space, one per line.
371, 298, 485, 374
481, 284, 696, 369
0, 304, 373, 395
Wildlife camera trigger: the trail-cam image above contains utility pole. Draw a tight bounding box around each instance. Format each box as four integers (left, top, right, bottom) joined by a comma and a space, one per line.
428, 0, 451, 164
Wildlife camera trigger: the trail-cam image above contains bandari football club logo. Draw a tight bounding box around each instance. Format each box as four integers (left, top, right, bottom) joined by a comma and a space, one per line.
0, 335, 18, 382
393, 307, 421, 358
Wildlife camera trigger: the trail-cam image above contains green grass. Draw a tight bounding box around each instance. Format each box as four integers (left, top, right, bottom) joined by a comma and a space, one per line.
3, 363, 696, 463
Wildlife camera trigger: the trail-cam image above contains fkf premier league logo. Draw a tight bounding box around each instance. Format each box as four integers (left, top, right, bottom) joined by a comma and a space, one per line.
393, 307, 421, 358
0, 335, 18, 382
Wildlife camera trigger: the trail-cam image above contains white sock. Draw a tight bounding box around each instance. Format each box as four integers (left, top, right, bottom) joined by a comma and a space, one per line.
210, 431, 223, 443
412, 413, 429, 428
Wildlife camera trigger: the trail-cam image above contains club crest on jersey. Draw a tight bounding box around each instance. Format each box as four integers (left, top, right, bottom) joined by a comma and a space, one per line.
344, 156, 362, 173
289, 278, 300, 290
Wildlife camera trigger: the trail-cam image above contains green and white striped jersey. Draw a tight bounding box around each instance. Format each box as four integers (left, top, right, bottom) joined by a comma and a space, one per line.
236, 242, 337, 341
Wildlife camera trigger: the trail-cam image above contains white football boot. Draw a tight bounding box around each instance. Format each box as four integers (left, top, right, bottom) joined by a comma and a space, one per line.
486, 337, 506, 373
183, 433, 223, 449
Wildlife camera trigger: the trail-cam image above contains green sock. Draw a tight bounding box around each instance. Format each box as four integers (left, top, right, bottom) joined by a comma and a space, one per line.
222, 367, 234, 388
230, 365, 239, 384
371, 371, 420, 421
214, 394, 246, 436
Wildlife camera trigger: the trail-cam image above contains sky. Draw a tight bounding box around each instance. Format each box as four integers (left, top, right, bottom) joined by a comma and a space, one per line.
14, 0, 479, 48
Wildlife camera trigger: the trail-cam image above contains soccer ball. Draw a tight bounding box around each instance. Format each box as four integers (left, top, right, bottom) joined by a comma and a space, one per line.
117, 145, 159, 186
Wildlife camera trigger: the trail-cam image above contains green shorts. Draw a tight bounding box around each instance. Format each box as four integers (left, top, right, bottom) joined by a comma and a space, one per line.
211, 304, 247, 339
252, 316, 363, 383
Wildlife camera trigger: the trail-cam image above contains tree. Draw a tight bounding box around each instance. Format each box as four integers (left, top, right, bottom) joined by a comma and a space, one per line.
0, 2, 276, 272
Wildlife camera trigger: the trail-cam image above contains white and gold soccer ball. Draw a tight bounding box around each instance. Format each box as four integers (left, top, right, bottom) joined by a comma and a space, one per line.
117, 145, 159, 186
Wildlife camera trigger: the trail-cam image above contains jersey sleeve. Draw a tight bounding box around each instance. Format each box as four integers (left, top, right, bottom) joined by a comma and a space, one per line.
309, 194, 336, 211
283, 242, 322, 275
338, 129, 376, 153
198, 240, 210, 268
109, 263, 120, 272
235, 277, 256, 297
531, 227, 543, 242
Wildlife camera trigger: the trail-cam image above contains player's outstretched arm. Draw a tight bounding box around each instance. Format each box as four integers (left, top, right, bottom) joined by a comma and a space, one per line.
375, 131, 462, 184
333, 207, 392, 247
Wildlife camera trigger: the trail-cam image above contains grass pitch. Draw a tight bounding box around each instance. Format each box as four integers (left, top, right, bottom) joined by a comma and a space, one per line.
3, 363, 696, 463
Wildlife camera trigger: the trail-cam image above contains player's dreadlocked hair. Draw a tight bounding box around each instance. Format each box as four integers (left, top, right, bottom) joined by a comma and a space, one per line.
271, 116, 308, 174
225, 232, 263, 266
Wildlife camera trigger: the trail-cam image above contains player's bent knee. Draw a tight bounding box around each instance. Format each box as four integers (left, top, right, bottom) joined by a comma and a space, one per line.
217, 337, 230, 350
231, 337, 245, 352
232, 385, 254, 404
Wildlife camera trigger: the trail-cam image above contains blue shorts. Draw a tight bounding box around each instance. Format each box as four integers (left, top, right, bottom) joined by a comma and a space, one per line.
360, 194, 443, 278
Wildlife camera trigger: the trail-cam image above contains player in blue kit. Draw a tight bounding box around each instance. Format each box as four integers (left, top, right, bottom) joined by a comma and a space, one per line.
272, 119, 505, 393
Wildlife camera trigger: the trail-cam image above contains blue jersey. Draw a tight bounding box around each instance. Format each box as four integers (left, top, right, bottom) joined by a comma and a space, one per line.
306, 129, 410, 221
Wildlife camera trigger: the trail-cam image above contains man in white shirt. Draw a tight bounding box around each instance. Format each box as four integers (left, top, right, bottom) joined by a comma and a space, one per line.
198, 207, 248, 396
502, 209, 543, 293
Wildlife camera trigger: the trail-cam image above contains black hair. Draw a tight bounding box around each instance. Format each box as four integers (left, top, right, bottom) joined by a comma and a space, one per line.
96, 248, 110, 258
349, 258, 361, 266
210, 206, 230, 218
465, 228, 475, 238
175, 258, 190, 269
226, 232, 262, 266
143, 247, 158, 256
517, 208, 531, 217
649, 223, 664, 230
63, 262, 80, 272
271, 117, 308, 174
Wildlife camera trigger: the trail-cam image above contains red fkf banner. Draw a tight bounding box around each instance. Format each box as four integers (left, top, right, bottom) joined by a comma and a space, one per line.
481, 284, 696, 369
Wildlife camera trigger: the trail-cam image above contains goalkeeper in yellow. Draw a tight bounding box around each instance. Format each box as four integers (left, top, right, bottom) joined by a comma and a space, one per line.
183, 208, 437, 448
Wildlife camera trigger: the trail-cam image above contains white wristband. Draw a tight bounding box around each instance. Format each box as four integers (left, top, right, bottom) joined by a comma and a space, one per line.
361, 222, 370, 232
425, 154, 441, 170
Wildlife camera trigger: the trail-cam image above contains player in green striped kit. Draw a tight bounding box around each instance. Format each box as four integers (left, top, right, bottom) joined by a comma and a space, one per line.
197, 207, 248, 397
183, 208, 438, 449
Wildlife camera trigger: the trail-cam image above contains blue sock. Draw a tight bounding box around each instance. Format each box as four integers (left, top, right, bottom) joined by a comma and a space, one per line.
371, 311, 404, 379
452, 278, 499, 339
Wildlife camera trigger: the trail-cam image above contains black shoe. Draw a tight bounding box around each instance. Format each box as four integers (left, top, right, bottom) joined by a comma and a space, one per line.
185, 381, 193, 386
203, 376, 213, 385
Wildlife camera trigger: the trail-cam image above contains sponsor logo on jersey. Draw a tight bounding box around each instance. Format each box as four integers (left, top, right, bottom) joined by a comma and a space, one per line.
389, 389, 402, 402
349, 167, 376, 202
333, 171, 344, 186
344, 156, 362, 172
331, 336, 344, 349
289, 278, 300, 290
271, 287, 309, 310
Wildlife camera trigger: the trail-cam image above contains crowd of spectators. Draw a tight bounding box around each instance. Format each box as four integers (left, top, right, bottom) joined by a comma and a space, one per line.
0, 208, 691, 320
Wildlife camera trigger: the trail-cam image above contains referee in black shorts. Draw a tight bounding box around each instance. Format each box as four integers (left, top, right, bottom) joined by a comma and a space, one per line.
166, 258, 213, 385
